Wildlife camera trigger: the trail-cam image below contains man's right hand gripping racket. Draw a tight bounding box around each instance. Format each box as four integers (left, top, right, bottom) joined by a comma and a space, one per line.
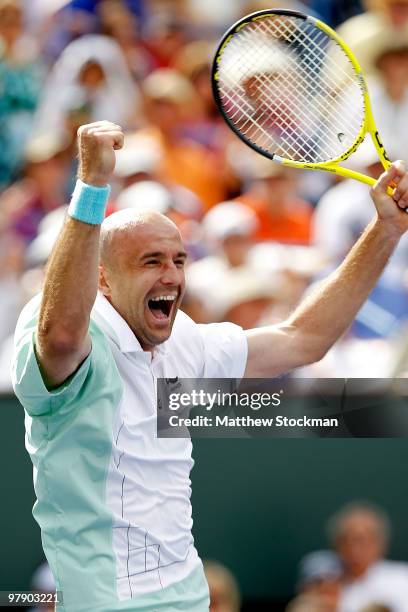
211, 8, 398, 190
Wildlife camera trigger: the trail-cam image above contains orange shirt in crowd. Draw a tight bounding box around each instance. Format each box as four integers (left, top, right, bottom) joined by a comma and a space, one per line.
237, 193, 313, 244
159, 140, 227, 210
132, 127, 229, 210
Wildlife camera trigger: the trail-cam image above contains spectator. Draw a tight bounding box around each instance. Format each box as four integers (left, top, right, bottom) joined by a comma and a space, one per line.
28, 561, 56, 611
32, 34, 139, 137
186, 201, 263, 320
327, 502, 408, 611
113, 134, 203, 222
341, 29, 408, 163
204, 560, 241, 612
113, 132, 162, 189
135, 68, 234, 208
98, 0, 153, 81
209, 265, 281, 328
235, 156, 314, 244
32, 3, 99, 66
286, 550, 342, 612
337, 1, 408, 80
172, 41, 230, 151
200, 201, 258, 267
186, 0, 244, 29
248, 241, 328, 326
0, 132, 71, 244
0, 0, 44, 187
0, 232, 25, 345
143, 13, 191, 70
313, 138, 408, 338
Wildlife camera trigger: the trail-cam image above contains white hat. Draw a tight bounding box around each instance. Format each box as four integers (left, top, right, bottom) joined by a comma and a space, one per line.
203, 201, 258, 242
143, 69, 197, 104
220, 36, 297, 87
360, 27, 408, 72
114, 135, 161, 178
214, 265, 280, 315
116, 181, 174, 213
25, 130, 69, 164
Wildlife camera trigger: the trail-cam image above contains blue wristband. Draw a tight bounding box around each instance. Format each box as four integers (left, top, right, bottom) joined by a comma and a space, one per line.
68, 179, 111, 225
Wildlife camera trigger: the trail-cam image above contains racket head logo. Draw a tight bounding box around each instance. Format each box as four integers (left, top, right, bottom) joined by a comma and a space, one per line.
375, 131, 391, 163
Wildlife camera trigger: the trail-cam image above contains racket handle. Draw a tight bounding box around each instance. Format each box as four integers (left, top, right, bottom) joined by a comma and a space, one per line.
367, 132, 405, 204
321, 165, 403, 206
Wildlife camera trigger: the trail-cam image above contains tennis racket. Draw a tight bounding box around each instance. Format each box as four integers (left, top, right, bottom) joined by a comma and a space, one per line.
211, 8, 392, 188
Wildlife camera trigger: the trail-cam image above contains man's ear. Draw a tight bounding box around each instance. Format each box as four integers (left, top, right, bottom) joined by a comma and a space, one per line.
98, 265, 112, 297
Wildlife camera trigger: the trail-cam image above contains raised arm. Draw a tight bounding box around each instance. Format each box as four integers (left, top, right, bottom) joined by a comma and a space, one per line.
244, 162, 408, 378
36, 121, 124, 388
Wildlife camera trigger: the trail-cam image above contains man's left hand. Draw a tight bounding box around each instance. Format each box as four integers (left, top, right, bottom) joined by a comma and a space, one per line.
371, 160, 408, 237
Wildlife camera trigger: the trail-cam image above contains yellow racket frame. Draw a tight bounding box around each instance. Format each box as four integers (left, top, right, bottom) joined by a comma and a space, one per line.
212, 10, 392, 187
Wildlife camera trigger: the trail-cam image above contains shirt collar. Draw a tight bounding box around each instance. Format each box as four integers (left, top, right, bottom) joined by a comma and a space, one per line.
92, 292, 169, 356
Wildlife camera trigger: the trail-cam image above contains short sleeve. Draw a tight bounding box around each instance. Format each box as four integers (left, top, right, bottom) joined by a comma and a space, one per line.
196, 321, 248, 379
11, 295, 110, 417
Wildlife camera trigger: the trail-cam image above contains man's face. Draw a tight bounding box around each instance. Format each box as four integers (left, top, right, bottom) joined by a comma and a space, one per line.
99, 218, 187, 351
335, 512, 385, 578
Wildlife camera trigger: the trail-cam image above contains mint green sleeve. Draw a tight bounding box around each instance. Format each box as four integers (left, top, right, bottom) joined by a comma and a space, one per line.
11, 297, 108, 417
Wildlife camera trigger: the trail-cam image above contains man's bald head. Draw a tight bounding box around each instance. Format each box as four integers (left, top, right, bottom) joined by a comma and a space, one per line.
98, 208, 186, 351
99, 208, 181, 271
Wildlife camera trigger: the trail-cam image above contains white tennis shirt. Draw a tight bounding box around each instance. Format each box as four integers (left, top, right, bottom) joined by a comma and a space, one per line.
339, 560, 408, 612
12, 292, 248, 611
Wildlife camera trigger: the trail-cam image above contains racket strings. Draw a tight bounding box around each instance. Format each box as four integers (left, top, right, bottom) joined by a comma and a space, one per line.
220, 46, 323, 159
227, 41, 346, 161
248, 63, 349, 160
247, 77, 322, 159
220, 55, 347, 163
248, 19, 363, 154
267, 17, 354, 94
216, 14, 365, 163
275, 54, 360, 158
235, 30, 323, 147
220, 83, 278, 146
284, 22, 364, 138
254, 15, 363, 127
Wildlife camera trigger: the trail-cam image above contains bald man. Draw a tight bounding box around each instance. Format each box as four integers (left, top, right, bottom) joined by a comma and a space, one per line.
11, 122, 408, 612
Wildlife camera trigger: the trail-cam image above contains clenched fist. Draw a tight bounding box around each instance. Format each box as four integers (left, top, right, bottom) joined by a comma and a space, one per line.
77, 121, 124, 187
370, 160, 408, 238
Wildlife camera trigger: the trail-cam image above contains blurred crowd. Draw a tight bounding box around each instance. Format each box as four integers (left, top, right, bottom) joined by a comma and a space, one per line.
3, 0, 408, 389
286, 502, 408, 612
28, 500, 408, 611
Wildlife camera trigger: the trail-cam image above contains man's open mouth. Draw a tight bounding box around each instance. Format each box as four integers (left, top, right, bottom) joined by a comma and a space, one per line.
147, 295, 176, 320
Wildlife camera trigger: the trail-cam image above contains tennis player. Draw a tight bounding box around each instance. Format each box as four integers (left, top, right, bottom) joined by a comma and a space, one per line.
12, 121, 408, 612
